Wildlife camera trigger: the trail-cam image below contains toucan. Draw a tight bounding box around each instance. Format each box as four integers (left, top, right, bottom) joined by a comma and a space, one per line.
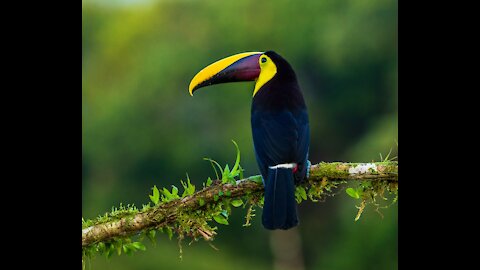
189, 51, 310, 230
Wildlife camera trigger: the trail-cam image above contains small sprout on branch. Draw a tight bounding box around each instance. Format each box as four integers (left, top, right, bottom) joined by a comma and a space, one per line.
149, 185, 160, 205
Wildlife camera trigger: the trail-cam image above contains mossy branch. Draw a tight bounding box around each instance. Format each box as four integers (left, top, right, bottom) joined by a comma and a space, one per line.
82, 161, 397, 250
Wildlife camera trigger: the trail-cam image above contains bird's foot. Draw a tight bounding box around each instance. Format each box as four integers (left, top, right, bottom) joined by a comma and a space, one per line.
293, 160, 311, 185
306, 160, 311, 179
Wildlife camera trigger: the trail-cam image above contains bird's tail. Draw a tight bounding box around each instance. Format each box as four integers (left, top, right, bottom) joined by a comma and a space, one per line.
262, 166, 298, 230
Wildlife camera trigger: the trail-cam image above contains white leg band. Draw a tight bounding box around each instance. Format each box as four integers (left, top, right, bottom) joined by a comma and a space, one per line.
269, 163, 297, 169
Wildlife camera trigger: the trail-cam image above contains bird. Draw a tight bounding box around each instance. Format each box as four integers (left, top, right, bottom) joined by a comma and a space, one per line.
188, 51, 310, 230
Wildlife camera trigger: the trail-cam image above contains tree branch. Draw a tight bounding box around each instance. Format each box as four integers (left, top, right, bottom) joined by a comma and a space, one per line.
82, 161, 397, 249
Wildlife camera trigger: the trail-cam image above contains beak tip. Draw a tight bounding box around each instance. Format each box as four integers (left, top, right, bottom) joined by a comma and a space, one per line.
188, 84, 195, 96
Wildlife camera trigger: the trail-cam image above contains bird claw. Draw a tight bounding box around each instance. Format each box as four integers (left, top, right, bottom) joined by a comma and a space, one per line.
293, 160, 311, 185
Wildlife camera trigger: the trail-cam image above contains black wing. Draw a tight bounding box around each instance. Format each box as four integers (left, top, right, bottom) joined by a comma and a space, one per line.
251, 109, 309, 180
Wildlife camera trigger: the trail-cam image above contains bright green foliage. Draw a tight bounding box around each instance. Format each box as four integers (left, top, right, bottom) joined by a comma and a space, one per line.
231, 140, 241, 176
231, 199, 243, 207
82, 143, 397, 268
82, 141, 260, 266
205, 177, 213, 187
213, 214, 229, 225
149, 185, 160, 205
203, 158, 222, 181
146, 230, 156, 246
165, 227, 173, 240
218, 140, 243, 184
249, 175, 264, 184
181, 176, 196, 197
346, 187, 361, 199
161, 186, 181, 202
123, 242, 146, 255
82, 203, 141, 230
82, 237, 148, 269
295, 186, 308, 203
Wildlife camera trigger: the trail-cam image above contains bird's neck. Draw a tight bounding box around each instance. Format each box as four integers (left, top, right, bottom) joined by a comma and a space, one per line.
252, 78, 306, 112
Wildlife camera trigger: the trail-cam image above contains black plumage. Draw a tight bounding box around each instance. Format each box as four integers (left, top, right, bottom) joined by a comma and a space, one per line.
251, 51, 310, 230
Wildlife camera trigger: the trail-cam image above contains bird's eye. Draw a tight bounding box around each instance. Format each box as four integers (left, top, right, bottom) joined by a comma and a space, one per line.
261, 57, 267, 63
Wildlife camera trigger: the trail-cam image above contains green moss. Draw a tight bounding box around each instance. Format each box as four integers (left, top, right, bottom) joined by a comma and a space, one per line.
377, 161, 398, 174
83, 145, 398, 266
82, 203, 140, 229
311, 162, 350, 179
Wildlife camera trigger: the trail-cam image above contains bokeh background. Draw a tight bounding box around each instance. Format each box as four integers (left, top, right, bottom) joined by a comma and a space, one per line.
82, 0, 398, 269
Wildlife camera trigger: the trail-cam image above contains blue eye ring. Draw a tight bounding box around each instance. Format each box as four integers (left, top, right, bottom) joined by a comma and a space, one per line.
261, 57, 267, 63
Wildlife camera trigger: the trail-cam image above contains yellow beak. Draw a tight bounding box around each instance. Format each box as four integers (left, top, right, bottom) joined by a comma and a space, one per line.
188, 51, 264, 96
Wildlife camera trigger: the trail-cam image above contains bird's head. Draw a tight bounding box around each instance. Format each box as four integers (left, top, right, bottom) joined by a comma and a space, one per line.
189, 51, 292, 97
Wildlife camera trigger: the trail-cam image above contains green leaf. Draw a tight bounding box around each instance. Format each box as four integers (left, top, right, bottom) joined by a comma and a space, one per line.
188, 185, 195, 195
346, 188, 360, 199
214, 194, 219, 201
384, 147, 393, 161
230, 140, 241, 175
162, 188, 173, 200
115, 240, 123, 255
199, 198, 205, 206
206, 177, 212, 187
231, 199, 243, 207
162, 185, 180, 201
307, 188, 319, 202
222, 164, 230, 183
97, 242, 106, 254
123, 244, 132, 255
213, 214, 229, 225
186, 176, 195, 195
122, 243, 142, 255
299, 187, 307, 200
149, 185, 160, 205
165, 226, 173, 240
295, 186, 307, 203
131, 242, 146, 251
180, 179, 188, 197
225, 190, 231, 196
249, 175, 263, 184
181, 176, 196, 197
105, 243, 115, 259
204, 157, 223, 179
180, 179, 187, 190
171, 185, 179, 197
147, 230, 156, 244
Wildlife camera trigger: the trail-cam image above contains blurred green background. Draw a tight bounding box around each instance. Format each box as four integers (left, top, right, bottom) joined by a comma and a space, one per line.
82, 0, 397, 269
